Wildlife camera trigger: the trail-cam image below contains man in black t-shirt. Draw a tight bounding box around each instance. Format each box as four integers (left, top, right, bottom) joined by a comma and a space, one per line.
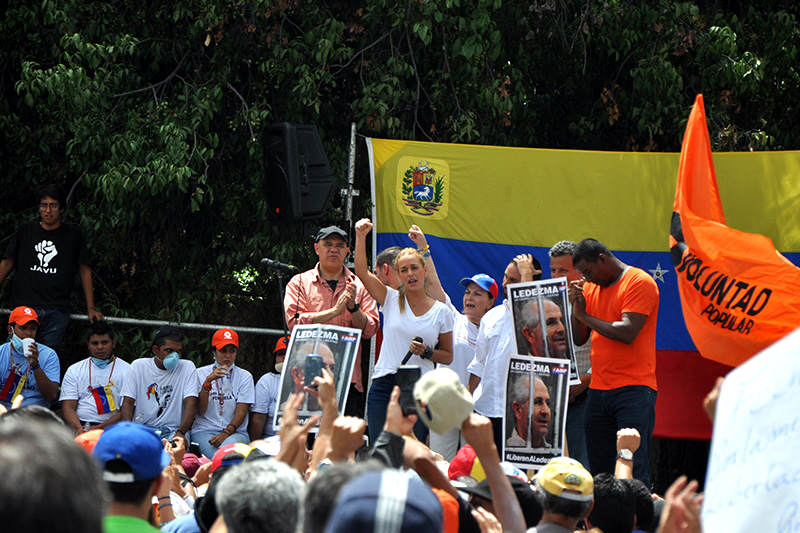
0, 184, 103, 349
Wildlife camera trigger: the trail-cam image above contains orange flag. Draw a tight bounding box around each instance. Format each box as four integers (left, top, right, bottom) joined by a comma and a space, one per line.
670, 95, 800, 367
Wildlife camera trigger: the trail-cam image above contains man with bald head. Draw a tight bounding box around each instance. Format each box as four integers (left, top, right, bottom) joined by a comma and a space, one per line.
507, 375, 552, 448
520, 298, 567, 358
282, 340, 336, 412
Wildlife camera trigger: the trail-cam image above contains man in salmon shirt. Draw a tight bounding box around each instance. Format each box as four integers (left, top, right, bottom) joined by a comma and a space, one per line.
283, 225, 379, 417
567, 238, 659, 487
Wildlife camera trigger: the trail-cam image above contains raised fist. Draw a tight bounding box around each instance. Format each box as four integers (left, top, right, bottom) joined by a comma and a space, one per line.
35, 240, 58, 267
354, 218, 373, 237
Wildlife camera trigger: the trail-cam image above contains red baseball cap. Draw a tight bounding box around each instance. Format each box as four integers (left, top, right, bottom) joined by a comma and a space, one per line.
8, 306, 38, 325
212, 328, 239, 349
274, 336, 289, 352
448, 444, 486, 482
210, 442, 264, 472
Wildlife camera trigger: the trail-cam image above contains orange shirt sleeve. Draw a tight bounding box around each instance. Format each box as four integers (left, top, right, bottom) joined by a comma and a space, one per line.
621, 270, 659, 317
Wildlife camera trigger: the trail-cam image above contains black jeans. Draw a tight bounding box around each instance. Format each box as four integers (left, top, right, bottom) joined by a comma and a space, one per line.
585, 385, 657, 487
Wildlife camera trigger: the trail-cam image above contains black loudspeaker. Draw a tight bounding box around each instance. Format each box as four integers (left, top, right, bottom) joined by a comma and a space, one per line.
263, 123, 336, 220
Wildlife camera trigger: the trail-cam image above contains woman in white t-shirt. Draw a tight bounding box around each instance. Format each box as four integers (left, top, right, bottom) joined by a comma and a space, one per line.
192, 328, 255, 458
408, 225, 499, 459
354, 218, 454, 444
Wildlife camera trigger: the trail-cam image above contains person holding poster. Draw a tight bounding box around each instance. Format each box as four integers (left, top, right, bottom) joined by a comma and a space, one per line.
353, 218, 453, 445
468, 254, 541, 453
549, 239, 592, 470
568, 238, 659, 487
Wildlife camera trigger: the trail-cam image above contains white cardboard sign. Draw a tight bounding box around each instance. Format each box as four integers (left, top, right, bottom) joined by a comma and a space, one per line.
703, 327, 800, 532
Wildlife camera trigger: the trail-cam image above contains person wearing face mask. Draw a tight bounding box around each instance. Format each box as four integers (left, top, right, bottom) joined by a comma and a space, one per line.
0, 306, 61, 408
191, 328, 255, 458
249, 336, 288, 440
120, 326, 198, 440
60, 320, 131, 435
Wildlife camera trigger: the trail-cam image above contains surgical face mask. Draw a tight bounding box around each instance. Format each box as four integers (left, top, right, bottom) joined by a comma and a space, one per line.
10, 333, 24, 354
92, 356, 112, 369
274, 362, 284, 373
163, 351, 180, 371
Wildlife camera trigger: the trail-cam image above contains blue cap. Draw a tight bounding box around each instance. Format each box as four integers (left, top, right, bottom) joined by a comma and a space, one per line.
92, 422, 170, 482
459, 273, 499, 300
325, 470, 443, 533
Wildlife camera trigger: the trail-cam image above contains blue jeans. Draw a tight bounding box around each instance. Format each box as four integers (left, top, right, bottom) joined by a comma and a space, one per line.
192, 430, 249, 459
33, 308, 70, 351
143, 425, 190, 443
566, 392, 590, 470
585, 386, 657, 487
366, 374, 428, 445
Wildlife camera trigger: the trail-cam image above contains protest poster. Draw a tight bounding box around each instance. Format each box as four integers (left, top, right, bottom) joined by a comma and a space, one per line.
702, 327, 800, 531
508, 278, 580, 385
502, 355, 569, 470
273, 324, 361, 430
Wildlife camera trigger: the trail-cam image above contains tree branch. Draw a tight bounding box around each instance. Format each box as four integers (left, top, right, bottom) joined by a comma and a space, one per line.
405, 31, 434, 142
112, 51, 189, 98
226, 82, 255, 141
331, 30, 394, 75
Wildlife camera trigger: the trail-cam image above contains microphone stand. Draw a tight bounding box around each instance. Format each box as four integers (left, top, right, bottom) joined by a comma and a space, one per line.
274, 270, 290, 338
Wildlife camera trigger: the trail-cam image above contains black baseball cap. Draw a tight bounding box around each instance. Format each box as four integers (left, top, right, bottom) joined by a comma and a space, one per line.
315, 225, 348, 242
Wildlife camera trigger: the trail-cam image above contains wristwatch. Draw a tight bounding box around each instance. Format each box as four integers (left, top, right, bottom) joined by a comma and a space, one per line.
618, 448, 634, 461
347, 302, 360, 313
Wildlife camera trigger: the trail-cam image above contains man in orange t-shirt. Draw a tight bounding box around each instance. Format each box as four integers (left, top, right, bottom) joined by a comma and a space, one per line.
567, 238, 659, 487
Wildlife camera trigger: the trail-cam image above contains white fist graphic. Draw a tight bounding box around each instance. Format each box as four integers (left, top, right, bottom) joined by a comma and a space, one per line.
35, 240, 58, 268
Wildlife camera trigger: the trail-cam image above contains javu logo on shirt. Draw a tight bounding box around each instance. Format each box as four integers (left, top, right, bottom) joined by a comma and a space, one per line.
31, 240, 58, 273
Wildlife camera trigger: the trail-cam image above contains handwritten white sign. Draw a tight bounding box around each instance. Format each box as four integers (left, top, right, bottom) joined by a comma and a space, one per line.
703, 327, 800, 532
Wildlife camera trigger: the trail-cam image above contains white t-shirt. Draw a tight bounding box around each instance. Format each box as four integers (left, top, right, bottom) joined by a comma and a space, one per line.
192, 364, 255, 435
442, 297, 479, 388
252, 372, 281, 438
467, 300, 515, 418
121, 358, 198, 431
59, 356, 131, 423
374, 287, 454, 379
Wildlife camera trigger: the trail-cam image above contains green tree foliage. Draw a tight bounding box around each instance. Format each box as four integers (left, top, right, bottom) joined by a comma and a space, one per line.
1, 0, 799, 367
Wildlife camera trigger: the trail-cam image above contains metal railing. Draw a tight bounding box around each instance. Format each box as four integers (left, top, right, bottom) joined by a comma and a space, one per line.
0, 309, 286, 336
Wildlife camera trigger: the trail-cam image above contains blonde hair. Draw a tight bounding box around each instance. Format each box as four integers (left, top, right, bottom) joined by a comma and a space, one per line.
394, 247, 427, 312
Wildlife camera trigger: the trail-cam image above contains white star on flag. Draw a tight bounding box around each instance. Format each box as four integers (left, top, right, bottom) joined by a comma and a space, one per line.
649, 263, 668, 283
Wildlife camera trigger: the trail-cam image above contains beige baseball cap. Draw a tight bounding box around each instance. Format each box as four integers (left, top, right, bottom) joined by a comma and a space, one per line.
413, 368, 474, 434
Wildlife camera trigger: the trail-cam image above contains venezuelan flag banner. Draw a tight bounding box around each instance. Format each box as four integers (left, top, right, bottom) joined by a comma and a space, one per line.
671, 95, 800, 368
90, 384, 117, 414
365, 137, 800, 439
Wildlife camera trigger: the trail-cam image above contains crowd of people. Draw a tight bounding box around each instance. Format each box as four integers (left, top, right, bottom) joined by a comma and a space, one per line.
0, 186, 709, 533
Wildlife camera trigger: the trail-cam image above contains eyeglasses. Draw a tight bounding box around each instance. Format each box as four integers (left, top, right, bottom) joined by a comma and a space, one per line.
39, 202, 60, 211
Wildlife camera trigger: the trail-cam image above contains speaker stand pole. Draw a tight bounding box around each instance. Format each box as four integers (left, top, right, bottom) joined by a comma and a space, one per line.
342, 122, 360, 244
